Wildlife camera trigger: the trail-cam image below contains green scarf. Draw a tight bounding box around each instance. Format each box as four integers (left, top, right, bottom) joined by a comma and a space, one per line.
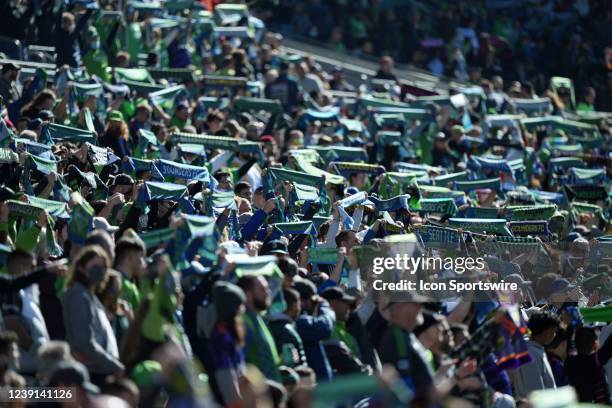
308, 247, 339, 265
114, 67, 153, 83
68, 192, 94, 245
149, 85, 186, 111
234, 96, 283, 115
40, 123, 96, 145
136, 129, 160, 159
72, 82, 104, 102
433, 171, 468, 186
243, 309, 281, 381
564, 185, 608, 203
418, 184, 465, 200
311, 146, 368, 163
269, 167, 325, 189
465, 207, 501, 219
379, 172, 416, 199
272, 221, 315, 237
123, 80, 165, 94
293, 184, 319, 202
139, 227, 176, 250
510, 205, 557, 221
7, 200, 63, 256
481, 236, 542, 256
179, 214, 218, 263
449, 218, 512, 236
148, 67, 196, 83
414, 198, 458, 216
291, 155, 345, 185
454, 178, 501, 193
333, 162, 382, 177
173, 132, 239, 151
580, 306, 612, 323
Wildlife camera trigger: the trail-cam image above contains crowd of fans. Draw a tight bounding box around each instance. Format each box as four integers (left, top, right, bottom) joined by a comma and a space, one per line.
0, 1, 610, 408
262, 0, 612, 105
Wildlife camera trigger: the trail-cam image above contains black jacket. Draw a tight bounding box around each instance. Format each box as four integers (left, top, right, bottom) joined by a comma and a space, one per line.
567, 335, 612, 404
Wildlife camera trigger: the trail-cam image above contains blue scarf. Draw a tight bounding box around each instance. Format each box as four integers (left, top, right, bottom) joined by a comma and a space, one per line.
367, 194, 410, 212
155, 159, 211, 183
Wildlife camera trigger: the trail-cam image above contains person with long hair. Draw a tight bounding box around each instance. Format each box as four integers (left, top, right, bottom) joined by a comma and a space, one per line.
203, 281, 247, 406
61, 245, 124, 385
96, 269, 132, 349
20, 89, 56, 120
99, 110, 131, 158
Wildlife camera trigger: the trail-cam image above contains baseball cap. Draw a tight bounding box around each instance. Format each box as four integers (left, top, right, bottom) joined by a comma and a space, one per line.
214, 167, 231, 178
261, 135, 275, 144
292, 278, 317, 300
321, 286, 356, 304
28, 118, 43, 130
434, 131, 446, 141
47, 361, 100, 394
38, 110, 54, 121
108, 110, 124, 122
260, 239, 288, 256
112, 174, 134, 187
135, 98, 152, 112
2, 63, 20, 73
176, 99, 190, 109
451, 125, 465, 135
93, 217, 119, 233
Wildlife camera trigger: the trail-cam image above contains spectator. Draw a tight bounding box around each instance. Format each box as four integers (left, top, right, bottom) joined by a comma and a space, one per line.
46, 360, 101, 405
321, 286, 370, 376
35, 340, 73, 386
0, 63, 20, 105
292, 279, 335, 382
295, 62, 325, 98
378, 297, 433, 404
2, 248, 49, 376
205, 281, 247, 406
0, 331, 20, 383
328, 66, 355, 92
374, 56, 398, 82
56, 9, 94, 68
264, 61, 299, 113
62, 245, 124, 384
268, 288, 307, 368
576, 87, 596, 112
237, 275, 282, 382
567, 326, 612, 404
113, 237, 146, 313
99, 110, 131, 159
546, 327, 568, 387
514, 311, 559, 398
